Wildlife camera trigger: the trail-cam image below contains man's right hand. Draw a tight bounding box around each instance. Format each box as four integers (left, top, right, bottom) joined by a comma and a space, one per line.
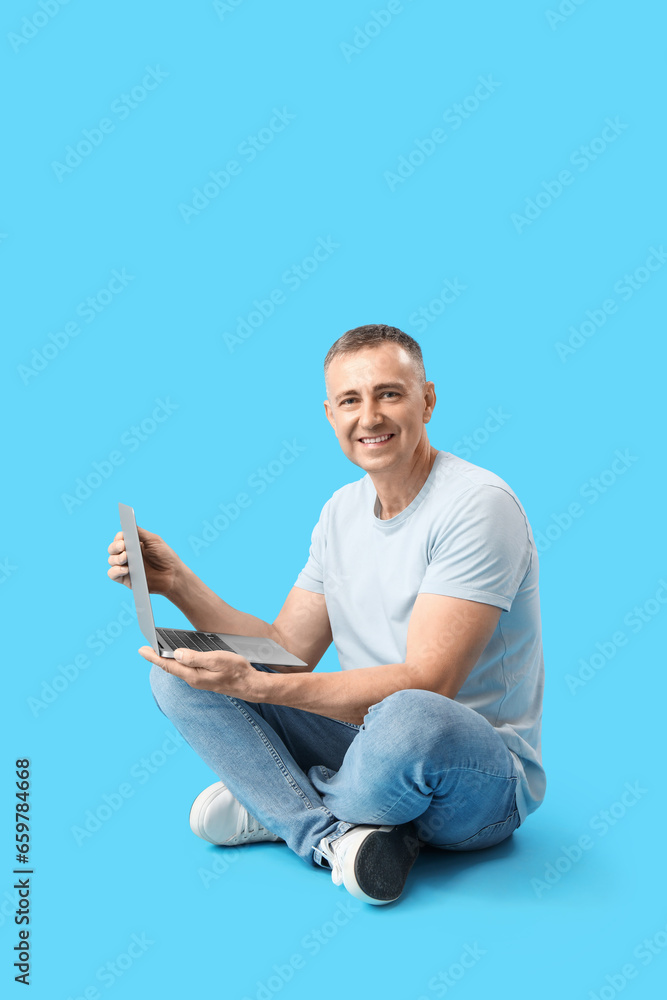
107, 527, 182, 598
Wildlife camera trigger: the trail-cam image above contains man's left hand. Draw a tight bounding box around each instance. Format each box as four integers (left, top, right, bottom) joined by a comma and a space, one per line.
138, 645, 256, 698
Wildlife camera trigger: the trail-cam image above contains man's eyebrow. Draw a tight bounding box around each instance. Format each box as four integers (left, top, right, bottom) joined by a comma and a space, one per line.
333, 382, 408, 404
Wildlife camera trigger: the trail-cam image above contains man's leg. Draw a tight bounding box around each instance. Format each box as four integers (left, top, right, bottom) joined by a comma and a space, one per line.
149, 662, 362, 867
309, 688, 521, 854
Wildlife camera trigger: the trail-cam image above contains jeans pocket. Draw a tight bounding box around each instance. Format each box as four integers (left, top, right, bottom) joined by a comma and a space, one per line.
335, 719, 363, 730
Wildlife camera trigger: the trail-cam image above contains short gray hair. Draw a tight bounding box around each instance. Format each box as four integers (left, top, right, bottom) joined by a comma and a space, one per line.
323, 324, 426, 388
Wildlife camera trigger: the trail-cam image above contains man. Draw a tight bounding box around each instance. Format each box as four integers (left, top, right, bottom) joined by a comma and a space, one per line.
107, 324, 545, 906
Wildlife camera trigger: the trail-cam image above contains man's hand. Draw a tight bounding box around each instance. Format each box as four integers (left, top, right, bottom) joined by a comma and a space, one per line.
138, 645, 257, 698
108, 527, 183, 598
137, 594, 504, 725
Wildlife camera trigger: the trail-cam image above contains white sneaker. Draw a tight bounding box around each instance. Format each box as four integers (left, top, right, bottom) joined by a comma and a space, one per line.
315, 823, 420, 905
189, 781, 283, 846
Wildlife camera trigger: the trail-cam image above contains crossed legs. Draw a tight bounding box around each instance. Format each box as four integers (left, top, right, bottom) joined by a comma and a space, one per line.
149, 663, 520, 868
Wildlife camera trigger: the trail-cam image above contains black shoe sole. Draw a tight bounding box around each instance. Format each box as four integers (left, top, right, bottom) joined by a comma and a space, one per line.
354, 824, 420, 902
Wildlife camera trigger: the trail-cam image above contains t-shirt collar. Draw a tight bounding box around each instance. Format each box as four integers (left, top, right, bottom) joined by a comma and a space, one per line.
368, 450, 444, 529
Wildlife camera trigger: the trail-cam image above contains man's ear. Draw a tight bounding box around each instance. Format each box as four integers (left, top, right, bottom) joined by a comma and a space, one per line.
423, 381, 436, 423
323, 399, 338, 437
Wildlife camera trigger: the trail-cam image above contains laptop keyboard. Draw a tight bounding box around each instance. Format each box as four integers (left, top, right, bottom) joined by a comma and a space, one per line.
155, 628, 235, 654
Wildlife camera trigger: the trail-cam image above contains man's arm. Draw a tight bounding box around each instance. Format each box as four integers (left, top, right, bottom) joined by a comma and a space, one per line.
144, 593, 502, 724
169, 573, 332, 673
168, 562, 276, 636
108, 526, 333, 672
251, 594, 501, 722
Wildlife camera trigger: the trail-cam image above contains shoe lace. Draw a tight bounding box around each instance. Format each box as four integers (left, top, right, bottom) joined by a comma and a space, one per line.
330, 856, 343, 886
317, 837, 344, 885
237, 807, 265, 841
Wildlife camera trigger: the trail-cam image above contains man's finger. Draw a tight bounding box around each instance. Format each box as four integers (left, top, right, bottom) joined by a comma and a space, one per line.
107, 565, 129, 580
172, 647, 208, 667
171, 647, 240, 671
138, 644, 237, 673
138, 645, 199, 681
138, 645, 173, 667
140, 645, 220, 670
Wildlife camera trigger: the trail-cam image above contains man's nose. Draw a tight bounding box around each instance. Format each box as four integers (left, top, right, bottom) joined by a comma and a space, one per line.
358, 398, 384, 428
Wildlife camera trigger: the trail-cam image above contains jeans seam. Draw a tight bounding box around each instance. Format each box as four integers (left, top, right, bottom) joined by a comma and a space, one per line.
228, 697, 335, 817
368, 771, 517, 825
434, 807, 520, 849
368, 785, 422, 824
426, 766, 519, 780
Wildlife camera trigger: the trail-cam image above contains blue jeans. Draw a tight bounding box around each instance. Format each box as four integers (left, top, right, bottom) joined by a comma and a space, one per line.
149, 663, 520, 869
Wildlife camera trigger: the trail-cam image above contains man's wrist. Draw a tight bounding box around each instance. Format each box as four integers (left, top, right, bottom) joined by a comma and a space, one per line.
162, 561, 193, 605
236, 664, 363, 725
245, 663, 275, 703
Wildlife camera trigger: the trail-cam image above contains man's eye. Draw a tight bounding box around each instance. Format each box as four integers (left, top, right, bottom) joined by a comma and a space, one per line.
340, 392, 398, 405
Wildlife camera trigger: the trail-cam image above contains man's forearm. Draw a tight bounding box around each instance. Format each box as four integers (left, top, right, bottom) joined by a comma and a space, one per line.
168, 563, 278, 641
249, 661, 448, 725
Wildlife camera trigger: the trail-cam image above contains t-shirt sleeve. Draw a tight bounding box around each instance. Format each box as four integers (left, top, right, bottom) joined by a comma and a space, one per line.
293, 500, 330, 595
418, 485, 532, 611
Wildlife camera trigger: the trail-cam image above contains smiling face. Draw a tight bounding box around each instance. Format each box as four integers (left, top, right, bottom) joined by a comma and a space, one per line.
323, 342, 436, 471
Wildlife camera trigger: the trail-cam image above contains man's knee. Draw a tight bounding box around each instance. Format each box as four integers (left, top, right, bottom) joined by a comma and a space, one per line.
149, 663, 189, 715
365, 688, 472, 753
368, 687, 450, 723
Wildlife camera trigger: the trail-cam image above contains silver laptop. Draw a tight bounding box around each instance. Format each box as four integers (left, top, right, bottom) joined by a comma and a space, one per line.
118, 502, 308, 667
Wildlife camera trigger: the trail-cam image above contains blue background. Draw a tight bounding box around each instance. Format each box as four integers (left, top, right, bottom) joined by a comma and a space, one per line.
3, 1, 666, 998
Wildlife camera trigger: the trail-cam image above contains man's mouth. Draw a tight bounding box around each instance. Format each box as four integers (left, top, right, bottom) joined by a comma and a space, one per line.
358, 433, 394, 447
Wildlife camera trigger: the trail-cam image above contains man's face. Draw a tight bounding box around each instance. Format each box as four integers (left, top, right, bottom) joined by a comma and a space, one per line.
323, 343, 435, 470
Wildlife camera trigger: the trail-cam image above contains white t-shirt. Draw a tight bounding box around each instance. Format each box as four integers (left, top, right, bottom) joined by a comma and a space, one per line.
294, 449, 546, 824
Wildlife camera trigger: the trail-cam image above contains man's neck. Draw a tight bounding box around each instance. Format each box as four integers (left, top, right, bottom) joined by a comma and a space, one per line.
373, 445, 439, 520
